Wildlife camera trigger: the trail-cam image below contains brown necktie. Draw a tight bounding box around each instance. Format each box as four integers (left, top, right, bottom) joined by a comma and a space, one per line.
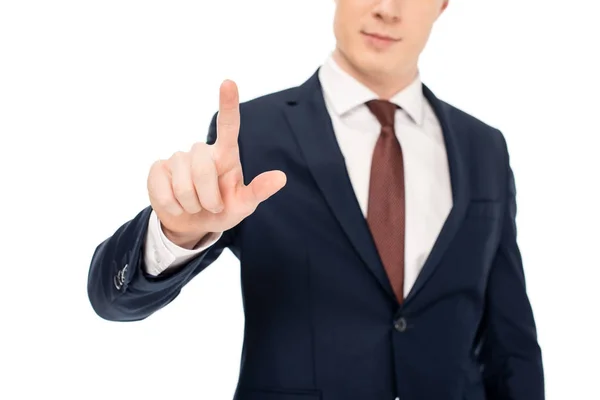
366, 100, 405, 304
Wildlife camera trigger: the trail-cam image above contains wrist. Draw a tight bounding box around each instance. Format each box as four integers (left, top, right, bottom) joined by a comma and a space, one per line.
162, 225, 210, 250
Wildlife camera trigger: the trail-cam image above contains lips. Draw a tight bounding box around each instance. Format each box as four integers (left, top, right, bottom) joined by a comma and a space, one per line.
362, 31, 400, 42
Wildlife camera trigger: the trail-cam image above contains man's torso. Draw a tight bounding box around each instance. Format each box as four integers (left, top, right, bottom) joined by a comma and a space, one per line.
224, 69, 507, 400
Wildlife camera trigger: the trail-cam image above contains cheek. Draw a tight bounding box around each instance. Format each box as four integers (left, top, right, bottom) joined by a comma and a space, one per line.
334, 14, 353, 44
338, 29, 362, 54
406, 23, 433, 50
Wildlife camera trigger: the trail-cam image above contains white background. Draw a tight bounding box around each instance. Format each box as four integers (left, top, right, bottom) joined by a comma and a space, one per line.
1, 1, 599, 399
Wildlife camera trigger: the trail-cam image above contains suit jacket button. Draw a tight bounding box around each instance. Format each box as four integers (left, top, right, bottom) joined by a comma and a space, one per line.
114, 264, 128, 290
394, 317, 407, 332
114, 274, 123, 290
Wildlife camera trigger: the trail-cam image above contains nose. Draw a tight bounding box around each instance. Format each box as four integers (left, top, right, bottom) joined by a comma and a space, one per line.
372, 0, 401, 23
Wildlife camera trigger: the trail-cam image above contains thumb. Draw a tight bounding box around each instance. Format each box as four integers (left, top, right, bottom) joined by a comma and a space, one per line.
240, 170, 287, 210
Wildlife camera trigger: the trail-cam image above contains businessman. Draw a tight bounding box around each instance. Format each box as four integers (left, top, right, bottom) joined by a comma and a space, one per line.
88, 1, 544, 399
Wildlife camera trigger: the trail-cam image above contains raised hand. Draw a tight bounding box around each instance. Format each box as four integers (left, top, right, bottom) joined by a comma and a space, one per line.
147, 80, 287, 248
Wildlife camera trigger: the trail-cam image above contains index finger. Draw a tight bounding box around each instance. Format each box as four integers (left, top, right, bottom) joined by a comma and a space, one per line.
215, 79, 240, 150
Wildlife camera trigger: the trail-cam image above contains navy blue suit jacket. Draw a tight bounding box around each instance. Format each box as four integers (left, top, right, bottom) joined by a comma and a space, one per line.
88, 69, 544, 400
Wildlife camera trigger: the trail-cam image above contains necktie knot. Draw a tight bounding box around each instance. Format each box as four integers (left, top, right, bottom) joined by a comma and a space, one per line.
366, 100, 398, 129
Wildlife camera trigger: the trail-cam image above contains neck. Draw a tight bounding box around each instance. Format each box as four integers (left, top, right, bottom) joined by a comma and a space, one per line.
332, 47, 418, 100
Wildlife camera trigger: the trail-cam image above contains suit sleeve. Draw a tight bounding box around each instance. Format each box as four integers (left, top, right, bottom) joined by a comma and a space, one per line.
480, 136, 545, 399
86, 112, 238, 322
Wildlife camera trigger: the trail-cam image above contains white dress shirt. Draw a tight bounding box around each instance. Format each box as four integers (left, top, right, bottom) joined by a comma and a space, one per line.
143, 54, 453, 297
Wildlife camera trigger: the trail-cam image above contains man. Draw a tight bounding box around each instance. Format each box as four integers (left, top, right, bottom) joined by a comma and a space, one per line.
87, 0, 544, 399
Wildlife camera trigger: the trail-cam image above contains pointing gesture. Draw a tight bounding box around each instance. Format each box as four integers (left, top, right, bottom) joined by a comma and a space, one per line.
148, 80, 287, 248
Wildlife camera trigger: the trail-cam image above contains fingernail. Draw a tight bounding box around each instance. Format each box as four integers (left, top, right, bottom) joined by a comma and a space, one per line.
212, 205, 224, 213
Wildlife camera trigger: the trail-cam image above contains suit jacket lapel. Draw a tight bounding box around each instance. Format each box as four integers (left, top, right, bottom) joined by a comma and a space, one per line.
403, 85, 471, 306
283, 70, 397, 302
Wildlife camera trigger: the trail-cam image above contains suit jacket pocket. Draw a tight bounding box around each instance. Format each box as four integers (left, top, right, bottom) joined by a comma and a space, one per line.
236, 387, 322, 400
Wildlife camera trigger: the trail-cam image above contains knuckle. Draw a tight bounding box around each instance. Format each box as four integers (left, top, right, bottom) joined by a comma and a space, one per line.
191, 142, 209, 153
212, 147, 238, 170
191, 161, 215, 181
217, 119, 239, 132
154, 194, 176, 212
170, 150, 188, 163
219, 119, 236, 129
192, 153, 217, 177
148, 159, 165, 177
147, 164, 167, 192
209, 149, 222, 165
172, 181, 194, 199
211, 145, 230, 161
218, 110, 238, 122
150, 159, 163, 169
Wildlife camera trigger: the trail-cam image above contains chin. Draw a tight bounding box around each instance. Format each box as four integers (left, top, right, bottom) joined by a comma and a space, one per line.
337, 45, 394, 78
353, 52, 393, 75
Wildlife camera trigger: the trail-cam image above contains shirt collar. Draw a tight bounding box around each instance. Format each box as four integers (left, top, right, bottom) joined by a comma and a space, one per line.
318, 54, 425, 125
